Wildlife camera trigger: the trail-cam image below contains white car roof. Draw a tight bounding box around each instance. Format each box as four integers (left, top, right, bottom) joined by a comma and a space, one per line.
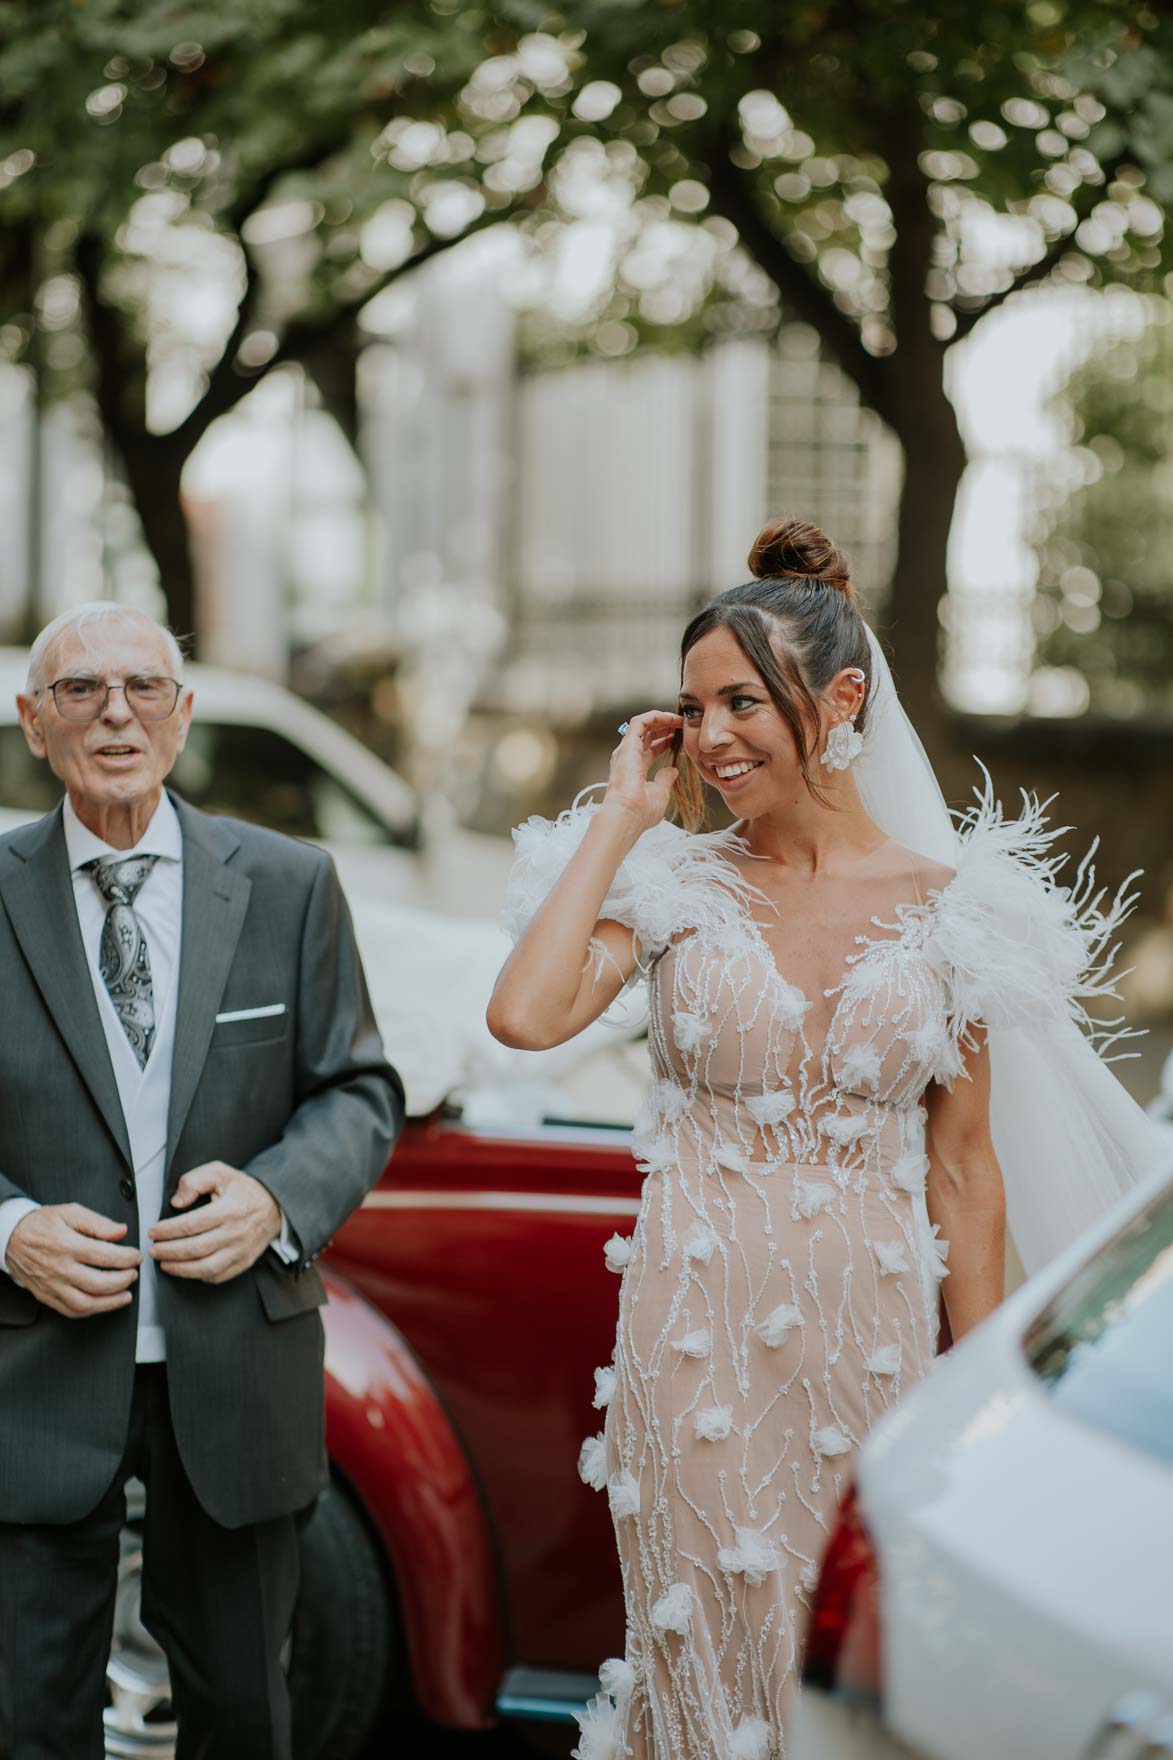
0, 647, 416, 835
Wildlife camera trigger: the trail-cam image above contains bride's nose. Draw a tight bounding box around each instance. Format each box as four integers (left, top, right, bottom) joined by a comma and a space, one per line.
698, 707, 735, 754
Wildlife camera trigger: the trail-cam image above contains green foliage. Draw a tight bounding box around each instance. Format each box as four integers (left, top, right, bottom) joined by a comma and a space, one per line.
1033, 299, 1173, 716
5, 3, 1173, 403
0, 0, 555, 403
534, 0, 1173, 362
4, 0, 1173, 665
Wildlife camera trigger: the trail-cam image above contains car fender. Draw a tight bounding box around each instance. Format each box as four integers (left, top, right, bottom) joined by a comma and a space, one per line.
321, 1267, 504, 1729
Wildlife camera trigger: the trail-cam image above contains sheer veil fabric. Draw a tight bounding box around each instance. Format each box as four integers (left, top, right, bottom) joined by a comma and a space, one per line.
854, 626, 1166, 1275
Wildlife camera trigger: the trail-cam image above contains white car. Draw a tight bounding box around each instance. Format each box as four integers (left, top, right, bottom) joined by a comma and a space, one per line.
792, 1163, 1173, 1760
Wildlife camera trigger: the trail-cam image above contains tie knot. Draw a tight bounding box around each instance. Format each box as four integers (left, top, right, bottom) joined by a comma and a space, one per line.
87, 854, 160, 908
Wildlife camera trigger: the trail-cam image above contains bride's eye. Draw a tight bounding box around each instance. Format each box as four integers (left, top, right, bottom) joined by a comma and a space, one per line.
730, 696, 760, 712
679, 704, 701, 721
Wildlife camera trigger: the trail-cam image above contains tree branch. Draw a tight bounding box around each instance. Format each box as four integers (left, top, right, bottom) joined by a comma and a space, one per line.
169, 196, 517, 452
169, 261, 264, 449
267, 202, 510, 374
951, 228, 1076, 339
224, 110, 392, 240
951, 157, 1129, 339
704, 138, 896, 424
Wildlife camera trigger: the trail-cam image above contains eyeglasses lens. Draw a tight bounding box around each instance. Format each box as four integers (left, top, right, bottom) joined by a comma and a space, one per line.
52, 678, 180, 720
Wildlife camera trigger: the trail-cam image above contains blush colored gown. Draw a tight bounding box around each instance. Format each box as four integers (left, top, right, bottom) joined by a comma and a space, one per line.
504, 791, 1109, 1760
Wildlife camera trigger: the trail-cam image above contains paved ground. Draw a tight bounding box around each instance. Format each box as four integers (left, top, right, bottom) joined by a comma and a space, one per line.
362, 1717, 574, 1759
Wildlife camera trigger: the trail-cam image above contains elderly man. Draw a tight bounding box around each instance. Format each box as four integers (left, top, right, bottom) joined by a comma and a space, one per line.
0, 605, 403, 1760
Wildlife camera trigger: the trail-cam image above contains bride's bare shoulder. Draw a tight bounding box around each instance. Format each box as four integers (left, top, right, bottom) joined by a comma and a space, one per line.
882, 841, 957, 898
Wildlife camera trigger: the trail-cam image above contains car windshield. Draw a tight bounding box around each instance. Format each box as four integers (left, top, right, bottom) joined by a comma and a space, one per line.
0, 721, 401, 847
0, 724, 61, 813
1024, 1180, 1173, 1472
170, 724, 398, 845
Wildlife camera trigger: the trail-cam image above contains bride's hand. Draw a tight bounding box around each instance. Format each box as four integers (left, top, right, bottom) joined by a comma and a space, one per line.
602, 711, 684, 834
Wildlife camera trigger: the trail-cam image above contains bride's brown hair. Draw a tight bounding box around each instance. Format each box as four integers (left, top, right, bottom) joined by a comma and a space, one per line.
672, 517, 872, 831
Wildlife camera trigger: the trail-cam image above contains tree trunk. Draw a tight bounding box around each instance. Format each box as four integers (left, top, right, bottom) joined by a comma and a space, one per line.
117, 434, 198, 642
76, 233, 201, 642
881, 368, 966, 750
303, 330, 361, 451
879, 135, 968, 758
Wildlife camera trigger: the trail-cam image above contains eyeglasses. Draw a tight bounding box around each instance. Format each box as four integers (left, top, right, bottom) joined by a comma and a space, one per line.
39, 676, 183, 722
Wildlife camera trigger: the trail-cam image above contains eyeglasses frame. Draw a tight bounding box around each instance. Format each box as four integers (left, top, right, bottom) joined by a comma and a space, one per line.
36, 675, 185, 722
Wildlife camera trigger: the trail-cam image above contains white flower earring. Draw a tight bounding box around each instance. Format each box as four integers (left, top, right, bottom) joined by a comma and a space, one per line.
819, 669, 866, 771
820, 718, 864, 771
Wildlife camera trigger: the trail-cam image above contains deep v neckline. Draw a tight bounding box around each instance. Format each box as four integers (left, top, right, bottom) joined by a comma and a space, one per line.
714, 840, 943, 1004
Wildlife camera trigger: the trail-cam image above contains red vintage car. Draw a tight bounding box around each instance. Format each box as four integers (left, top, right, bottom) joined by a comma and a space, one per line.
105, 1098, 643, 1758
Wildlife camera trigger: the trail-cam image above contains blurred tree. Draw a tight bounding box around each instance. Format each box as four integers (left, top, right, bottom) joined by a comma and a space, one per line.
1032, 298, 1173, 717
0, 0, 553, 638
534, 0, 1173, 723
5, 0, 1173, 713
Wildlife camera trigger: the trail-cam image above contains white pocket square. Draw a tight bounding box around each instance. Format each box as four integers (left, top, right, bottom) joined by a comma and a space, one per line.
215, 1004, 286, 1024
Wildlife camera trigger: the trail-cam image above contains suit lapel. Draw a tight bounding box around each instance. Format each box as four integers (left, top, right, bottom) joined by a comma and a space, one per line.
165, 797, 251, 1177
0, 807, 132, 1167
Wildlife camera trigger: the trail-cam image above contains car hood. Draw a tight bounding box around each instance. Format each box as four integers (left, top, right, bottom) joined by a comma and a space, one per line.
856, 1165, 1173, 1760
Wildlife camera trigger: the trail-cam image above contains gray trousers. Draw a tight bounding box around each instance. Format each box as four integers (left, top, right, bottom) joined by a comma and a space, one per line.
0, 1365, 301, 1760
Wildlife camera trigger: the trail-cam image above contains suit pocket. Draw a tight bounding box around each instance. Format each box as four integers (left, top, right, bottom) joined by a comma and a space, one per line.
254, 1258, 327, 1323
0, 1278, 39, 1327
209, 1013, 289, 1050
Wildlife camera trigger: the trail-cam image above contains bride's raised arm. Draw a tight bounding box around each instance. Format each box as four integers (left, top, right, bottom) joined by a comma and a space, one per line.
486, 710, 680, 1050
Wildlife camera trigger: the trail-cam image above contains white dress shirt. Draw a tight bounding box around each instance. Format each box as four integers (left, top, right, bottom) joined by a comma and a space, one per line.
0, 792, 294, 1359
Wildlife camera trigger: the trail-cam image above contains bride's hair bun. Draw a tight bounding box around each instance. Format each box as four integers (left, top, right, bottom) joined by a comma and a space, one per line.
748, 517, 855, 603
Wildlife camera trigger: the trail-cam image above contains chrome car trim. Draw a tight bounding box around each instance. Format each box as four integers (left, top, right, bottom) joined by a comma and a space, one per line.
362, 1190, 642, 1217
441, 1119, 635, 1147
496, 1665, 599, 1724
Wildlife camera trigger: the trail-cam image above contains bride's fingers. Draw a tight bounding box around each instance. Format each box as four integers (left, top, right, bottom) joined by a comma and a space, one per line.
622, 714, 683, 758
617, 740, 677, 778
609, 713, 683, 799
621, 710, 683, 740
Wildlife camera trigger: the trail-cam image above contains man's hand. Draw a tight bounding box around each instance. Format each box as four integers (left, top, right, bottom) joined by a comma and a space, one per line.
149, 1163, 282, 1284
7, 1205, 141, 1318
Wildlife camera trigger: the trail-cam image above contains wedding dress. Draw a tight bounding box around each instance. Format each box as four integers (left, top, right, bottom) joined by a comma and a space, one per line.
503, 642, 1164, 1760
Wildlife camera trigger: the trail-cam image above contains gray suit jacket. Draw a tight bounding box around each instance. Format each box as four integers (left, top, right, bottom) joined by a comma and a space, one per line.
0, 794, 403, 1528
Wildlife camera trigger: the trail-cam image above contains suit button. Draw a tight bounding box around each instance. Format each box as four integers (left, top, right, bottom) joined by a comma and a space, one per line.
120, 1178, 135, 1202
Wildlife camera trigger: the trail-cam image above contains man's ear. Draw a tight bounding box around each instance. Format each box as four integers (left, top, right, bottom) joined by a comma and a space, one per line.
15, 694, 47, 759
174, 689, 194, 753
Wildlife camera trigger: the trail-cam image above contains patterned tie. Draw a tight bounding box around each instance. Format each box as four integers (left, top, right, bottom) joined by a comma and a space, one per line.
86, 855, 160, 1069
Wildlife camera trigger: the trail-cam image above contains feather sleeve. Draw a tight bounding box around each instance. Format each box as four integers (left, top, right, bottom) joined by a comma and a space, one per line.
503, 787, 764, 977
927, 765, 1139, 1059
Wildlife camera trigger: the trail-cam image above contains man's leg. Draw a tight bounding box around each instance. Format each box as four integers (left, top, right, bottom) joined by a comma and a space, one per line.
0, 1379, 147, 1760
138, 1371, 300, 1760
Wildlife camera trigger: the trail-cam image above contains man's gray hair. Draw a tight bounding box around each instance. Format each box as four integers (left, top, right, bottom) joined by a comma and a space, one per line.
26, 604, 186, 693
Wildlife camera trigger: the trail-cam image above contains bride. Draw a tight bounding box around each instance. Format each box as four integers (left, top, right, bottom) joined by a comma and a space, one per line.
487, 518, 1162, 1760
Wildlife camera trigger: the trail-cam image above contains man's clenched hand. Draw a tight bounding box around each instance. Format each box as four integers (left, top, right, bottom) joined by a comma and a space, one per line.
7, 1205, 141, 1318
149, 1162, 282, 1284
